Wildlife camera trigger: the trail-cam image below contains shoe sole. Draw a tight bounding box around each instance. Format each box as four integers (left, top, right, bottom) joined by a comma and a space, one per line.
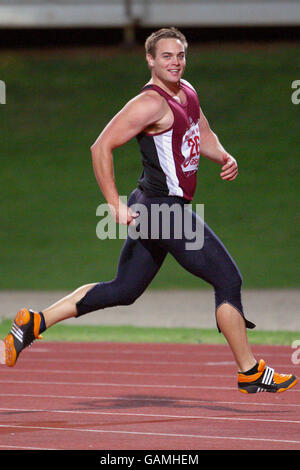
4, 334, 17, 367
15, 308, 31, 327
238, 377, 298, 394
3, 309, 32, 367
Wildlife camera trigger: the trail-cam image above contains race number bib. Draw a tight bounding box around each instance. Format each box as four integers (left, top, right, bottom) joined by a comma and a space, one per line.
181, 122, 200, 176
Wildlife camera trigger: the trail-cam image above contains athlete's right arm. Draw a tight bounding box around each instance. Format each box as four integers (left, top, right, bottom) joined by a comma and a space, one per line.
90, 92, 165, 225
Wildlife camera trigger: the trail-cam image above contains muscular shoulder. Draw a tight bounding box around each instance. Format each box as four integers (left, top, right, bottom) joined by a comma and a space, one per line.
134, 89, 167, 116
120, 89, 167, 130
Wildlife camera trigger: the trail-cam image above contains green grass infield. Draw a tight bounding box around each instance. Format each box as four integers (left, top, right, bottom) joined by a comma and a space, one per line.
1, 43, 299, 290
0, 319, 298, 345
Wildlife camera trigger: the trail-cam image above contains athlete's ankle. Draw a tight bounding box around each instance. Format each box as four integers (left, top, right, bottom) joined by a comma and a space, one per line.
241, 362, 259, 375
38, 311, 46, 334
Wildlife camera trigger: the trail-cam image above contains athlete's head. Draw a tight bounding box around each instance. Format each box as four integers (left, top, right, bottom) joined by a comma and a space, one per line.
145, 27, 188, 59
145, 28, 187, 84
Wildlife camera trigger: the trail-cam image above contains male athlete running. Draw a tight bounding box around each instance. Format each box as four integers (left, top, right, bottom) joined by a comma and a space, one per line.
1, 28, 297, 394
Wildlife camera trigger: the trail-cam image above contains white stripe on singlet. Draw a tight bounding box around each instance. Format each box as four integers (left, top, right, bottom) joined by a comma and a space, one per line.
153, 130, 184, 198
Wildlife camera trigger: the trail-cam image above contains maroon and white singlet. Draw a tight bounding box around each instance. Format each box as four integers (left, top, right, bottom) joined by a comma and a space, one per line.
137, 79, 201, 201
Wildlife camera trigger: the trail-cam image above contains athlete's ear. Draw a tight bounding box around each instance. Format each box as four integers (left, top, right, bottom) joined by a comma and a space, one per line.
146, 53, 155, 68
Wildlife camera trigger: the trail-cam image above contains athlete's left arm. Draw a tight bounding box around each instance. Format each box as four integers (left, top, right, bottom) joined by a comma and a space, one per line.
199, 107, 238, 181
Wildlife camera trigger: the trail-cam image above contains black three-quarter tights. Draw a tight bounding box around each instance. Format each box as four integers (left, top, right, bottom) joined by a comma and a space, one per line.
76, 188, 255, 331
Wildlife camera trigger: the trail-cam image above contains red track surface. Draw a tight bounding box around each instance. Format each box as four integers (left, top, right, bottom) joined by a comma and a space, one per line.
0, 341, 299, 451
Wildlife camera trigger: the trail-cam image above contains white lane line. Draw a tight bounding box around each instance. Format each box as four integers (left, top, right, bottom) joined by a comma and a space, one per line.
0, 423, 299, 446
27, 347, 294, 358
1, 392, 300, 408
0, 379, 299, 392
0, 367, 298, 380
4, 358, 231, 366
13, 357, 298, 368
0, 379, 241, 390
0, 444, 56, 450
0, 367, 236, 378
205, 361, 235, 366
1, 406, 300, 425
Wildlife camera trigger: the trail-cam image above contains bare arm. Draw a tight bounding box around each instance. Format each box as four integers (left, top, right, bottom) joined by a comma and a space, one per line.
90, 92, 165, 224
199, 107, 238, 181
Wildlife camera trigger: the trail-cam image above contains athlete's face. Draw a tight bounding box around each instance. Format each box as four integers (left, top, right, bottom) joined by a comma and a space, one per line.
147, 38, 186, 84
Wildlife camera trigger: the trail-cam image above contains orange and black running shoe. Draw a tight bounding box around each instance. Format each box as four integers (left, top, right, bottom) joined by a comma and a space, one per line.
238, 359, 298, 394
3, 308, 43, 367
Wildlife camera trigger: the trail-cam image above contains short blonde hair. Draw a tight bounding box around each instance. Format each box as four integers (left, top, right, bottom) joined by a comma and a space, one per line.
145, 27, 188, 58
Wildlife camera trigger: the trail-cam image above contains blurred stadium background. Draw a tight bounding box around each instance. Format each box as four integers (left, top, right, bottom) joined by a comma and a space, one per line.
0, 0, 299, 330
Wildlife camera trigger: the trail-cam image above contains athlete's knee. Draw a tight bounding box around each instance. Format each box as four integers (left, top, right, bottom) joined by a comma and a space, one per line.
214, 282, 242, 309
228, 265, 243, 289
218, 263, 243, 292
213, 268, 243, 319
117, 294, 138, 306
213, 279, 255, 331
115, 284, 141, 306
234, 269, 243, 288
75, 279, 142, 316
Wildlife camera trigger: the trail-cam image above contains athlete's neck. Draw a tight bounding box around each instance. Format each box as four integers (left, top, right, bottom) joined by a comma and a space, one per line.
148, 77, 181, 97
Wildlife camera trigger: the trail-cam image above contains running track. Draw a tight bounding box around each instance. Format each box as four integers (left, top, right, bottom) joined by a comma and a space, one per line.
0, 342, 299, 451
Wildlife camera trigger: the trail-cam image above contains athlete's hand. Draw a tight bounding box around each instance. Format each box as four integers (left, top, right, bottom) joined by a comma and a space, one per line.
110, 199, 138, 226
220, 154, 238, 181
